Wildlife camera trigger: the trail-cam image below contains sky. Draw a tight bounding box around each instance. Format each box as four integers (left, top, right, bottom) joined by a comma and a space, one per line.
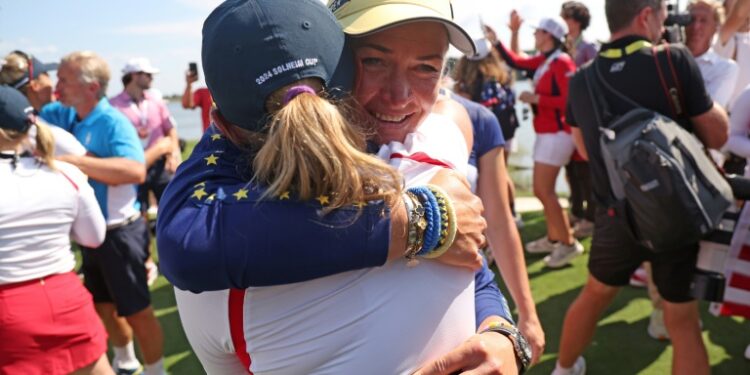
0, 0, 619, 97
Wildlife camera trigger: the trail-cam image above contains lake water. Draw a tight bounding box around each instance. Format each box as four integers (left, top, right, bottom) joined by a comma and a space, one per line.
168, 79, 569, 194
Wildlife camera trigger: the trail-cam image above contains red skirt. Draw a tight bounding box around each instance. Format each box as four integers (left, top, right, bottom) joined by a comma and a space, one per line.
0, 272, 108, 375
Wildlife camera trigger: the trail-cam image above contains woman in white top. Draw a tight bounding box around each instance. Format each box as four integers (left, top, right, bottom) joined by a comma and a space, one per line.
0, 85, 111, 374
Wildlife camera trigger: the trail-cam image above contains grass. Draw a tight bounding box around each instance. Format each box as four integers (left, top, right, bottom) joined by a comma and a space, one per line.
513, 211, 750, 375
111, 141, 750, 374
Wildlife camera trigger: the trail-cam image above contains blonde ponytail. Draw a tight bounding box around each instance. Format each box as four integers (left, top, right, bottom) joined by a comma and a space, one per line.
33, 122, 56, 169
0, 121, 55, 169
253, 87, 401, 212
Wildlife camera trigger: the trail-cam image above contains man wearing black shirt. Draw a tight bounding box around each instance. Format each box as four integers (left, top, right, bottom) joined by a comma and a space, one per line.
552, 1, 729, 375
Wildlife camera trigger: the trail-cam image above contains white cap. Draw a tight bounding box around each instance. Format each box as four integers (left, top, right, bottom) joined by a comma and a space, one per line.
467, 38, 492, 61
122, 57, 160, 75
532, 17, 568, 42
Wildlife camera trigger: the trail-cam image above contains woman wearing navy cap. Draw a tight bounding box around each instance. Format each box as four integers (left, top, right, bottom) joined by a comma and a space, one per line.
0, 85, 111, 374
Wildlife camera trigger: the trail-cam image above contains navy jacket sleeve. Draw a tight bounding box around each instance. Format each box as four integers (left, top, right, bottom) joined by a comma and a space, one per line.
156, 128, 391, 291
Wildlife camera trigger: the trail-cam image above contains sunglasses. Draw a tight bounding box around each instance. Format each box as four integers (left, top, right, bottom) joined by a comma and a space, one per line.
11, 50, 34, 89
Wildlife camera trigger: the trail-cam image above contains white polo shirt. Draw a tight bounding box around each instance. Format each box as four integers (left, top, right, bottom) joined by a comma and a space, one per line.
694, 49, 739, 108
0, 157, 105, 284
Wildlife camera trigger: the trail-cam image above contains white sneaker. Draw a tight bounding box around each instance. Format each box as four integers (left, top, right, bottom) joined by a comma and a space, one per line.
544, 240, 584, 268
647, 308, 669, 341
551, 356, 586, 375
526, 237, 558, 254
113, 360, 143, 375
745, 344, 750, 360
573, 220, 594, 238
629, 265, 648, 288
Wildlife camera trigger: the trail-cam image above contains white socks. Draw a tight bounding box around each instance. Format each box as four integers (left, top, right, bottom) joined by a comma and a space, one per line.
113, 341, 140, 370
144, 358, 166, 375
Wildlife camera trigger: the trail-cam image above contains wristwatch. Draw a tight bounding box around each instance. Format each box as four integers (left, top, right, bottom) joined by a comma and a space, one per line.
480, 320, 532, 374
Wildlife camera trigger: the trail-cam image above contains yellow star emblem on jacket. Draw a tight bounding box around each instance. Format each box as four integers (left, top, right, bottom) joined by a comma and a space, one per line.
204, 154, 219, 166
279, 191, 290, 200
315, 195, 330, 205
233, 188, 249, 201
192, 188, 208, 200
211, 134, 222, 141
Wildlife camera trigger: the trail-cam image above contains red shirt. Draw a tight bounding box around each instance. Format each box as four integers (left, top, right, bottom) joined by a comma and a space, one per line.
496, 42, 576, 134
193, 88, 213, 132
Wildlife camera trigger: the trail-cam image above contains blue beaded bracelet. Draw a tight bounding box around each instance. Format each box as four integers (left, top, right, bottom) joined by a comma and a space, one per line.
408, 186, 441, 255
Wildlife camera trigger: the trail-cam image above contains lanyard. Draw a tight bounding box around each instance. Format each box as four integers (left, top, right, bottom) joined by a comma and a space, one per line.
599, 40, 652, 59
129, 98, 150, 129
533, 49, 562, 86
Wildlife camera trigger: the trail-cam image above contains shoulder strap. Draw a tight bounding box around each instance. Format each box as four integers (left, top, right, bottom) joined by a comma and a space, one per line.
652, 45, 685, 119
590, 59, 643, 114
582, 64, 608, 126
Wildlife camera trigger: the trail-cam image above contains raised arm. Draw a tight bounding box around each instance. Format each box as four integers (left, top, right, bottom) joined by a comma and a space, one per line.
182, 71, 198, 109
494, 40, 547, 72
719, 0, 750, 45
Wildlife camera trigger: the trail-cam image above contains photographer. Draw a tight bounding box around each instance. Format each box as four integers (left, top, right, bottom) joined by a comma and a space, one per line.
553, 1, 728, 374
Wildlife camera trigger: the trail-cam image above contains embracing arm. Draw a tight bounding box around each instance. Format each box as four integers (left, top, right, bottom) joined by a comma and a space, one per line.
58, 154, 146, 185
478, 147, 545, 364
66, 166, 106, 247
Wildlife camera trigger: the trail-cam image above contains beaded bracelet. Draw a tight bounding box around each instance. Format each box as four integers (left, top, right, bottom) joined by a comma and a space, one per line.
422, 184, 458, 259
407, 186, 441, 255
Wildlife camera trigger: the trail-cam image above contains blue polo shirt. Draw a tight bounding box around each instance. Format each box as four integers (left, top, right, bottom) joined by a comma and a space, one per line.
40, 99, 145, 223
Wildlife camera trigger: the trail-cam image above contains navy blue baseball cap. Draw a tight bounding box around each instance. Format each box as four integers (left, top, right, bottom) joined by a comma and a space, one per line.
202, 0, 354, 132
0, 85, 34, 133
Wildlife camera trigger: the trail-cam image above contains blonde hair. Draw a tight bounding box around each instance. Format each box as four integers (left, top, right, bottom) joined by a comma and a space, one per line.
0, 121, 56, 169
690, 0, 726, 24
251, 81, 402, 212
61, 51, 110, 99
452, 50, 510, 99
0, 52, 31, 91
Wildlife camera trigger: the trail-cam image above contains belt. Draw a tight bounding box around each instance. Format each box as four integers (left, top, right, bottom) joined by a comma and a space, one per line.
107, 213, 142, 231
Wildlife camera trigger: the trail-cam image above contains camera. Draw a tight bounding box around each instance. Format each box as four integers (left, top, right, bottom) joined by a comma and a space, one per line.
663, 1, 693, 43
664, 4, 692, 27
